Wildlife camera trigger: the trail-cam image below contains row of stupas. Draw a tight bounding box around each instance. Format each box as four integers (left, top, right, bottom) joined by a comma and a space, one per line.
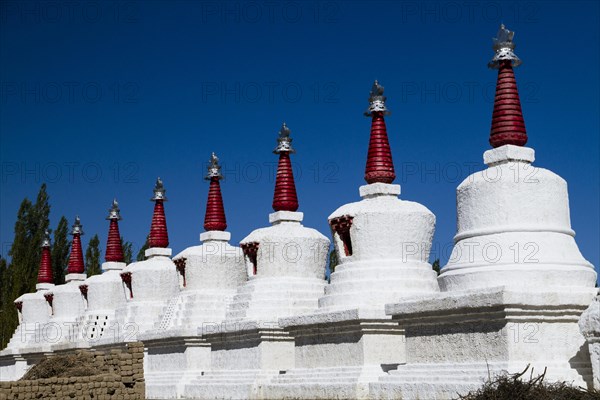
1, 25, 598, 400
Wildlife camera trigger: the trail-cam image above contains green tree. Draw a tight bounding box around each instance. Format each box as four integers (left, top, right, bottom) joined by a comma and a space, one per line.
85, 235, 101, 277
0, 255, 10, 348
121, 237, 133, 264
136, 236, 149, 261
432, 259, 441, 275
1, 184, 51, 350
51, 216, 70, 285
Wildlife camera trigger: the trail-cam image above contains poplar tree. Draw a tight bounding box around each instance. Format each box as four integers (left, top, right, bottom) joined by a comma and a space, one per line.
121, 237, 133, 264
136, 236, 149, 261
1, 184, 51, 350
51, 216, 69, 285
85, 235, 101, 277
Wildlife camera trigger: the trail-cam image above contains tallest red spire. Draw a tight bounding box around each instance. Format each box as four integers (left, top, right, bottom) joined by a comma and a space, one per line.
204, 153, 227, 231
148, 178, 169, 248
488, 24, 528, 148
272, 123, 299, 212
364, 81, 395, 184
37, 230, 53, 284
67, 217, 85, 274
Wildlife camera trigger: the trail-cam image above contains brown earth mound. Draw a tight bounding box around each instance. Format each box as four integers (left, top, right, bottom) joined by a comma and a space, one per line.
20, 352, 108, 380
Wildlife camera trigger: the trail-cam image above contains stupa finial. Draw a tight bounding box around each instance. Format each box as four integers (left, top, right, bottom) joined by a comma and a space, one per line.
71, 216, 84, 236
41, 229, 51, 248
107, 198, 122, 220
488, 23, 522, 69
364, 80, 390, 116
151, 177, 167, 201
273, 122, 295, 154
205, 152, 224, 180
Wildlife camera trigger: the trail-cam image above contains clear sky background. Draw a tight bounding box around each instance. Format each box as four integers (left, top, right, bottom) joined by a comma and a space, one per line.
1, 1, 598, 281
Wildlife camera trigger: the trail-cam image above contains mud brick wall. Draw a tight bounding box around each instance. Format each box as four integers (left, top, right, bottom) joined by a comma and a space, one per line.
0, 342, 145, 400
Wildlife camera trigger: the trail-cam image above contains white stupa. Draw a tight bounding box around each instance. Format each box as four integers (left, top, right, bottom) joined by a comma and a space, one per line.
3, 231, 55, 355
46, 217, 87, 347
319, 81, 439, 312
155, 153, 246, 334
117, 178, 179, 339
78, 200, 129, 344
224, 123, 330, 323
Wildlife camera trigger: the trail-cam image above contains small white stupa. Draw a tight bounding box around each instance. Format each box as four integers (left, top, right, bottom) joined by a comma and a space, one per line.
117, 178, 179, 339
157, 153, 246, 334
78, 200, 129, 344
46, 217, 87, 347
225, 123, 330, 323
319, 81, 439, 312
5, 231, 55, 353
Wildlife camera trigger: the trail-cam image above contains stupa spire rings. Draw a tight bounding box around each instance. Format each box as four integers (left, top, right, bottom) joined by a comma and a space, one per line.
105, 199, 125, 262
106, 199, 122, 221
488, 23, 521, 69
204, 152, 228, 231
273, 122, 295, 154
70, 216, 84, 236
148, 177, 170, 248
364, 80, 390, 116
67, 216, 85, 274
38, 230, 54, 284
205, 152, 224, 181
151, 177, 168, 201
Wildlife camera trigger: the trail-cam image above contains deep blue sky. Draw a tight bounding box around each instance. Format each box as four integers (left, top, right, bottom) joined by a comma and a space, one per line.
1, 1, 598, 281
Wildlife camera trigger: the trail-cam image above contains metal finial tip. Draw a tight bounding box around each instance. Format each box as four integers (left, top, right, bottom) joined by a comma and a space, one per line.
107, 198, 122, 220
274, 122, 295, 154
41, 230, 51, 248
489, 23, 521, 68
365, 80, 390, 116
151, 177, 167, 201
205, 152, 223, 180
71, 216, 84, 235
279, 122, 291, 136
370, 80, 384, 96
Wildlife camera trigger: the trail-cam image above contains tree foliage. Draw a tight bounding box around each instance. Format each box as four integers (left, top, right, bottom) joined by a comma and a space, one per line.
0, 184, 51, 349
85, 235, 101, 277
121, 237, 133, 264
136, 236, 149, 261
51, 216, 70, 285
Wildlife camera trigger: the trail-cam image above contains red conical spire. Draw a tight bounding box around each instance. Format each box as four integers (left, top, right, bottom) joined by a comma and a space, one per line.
67, 217, 85, 274
38, 230, 53, 284
488, 24, 527, 148
148, 178, 169, 248
272, 123, 299, 212
204, 153, 227, 231
105, 199, 124, 262
364, 81, 395, 184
